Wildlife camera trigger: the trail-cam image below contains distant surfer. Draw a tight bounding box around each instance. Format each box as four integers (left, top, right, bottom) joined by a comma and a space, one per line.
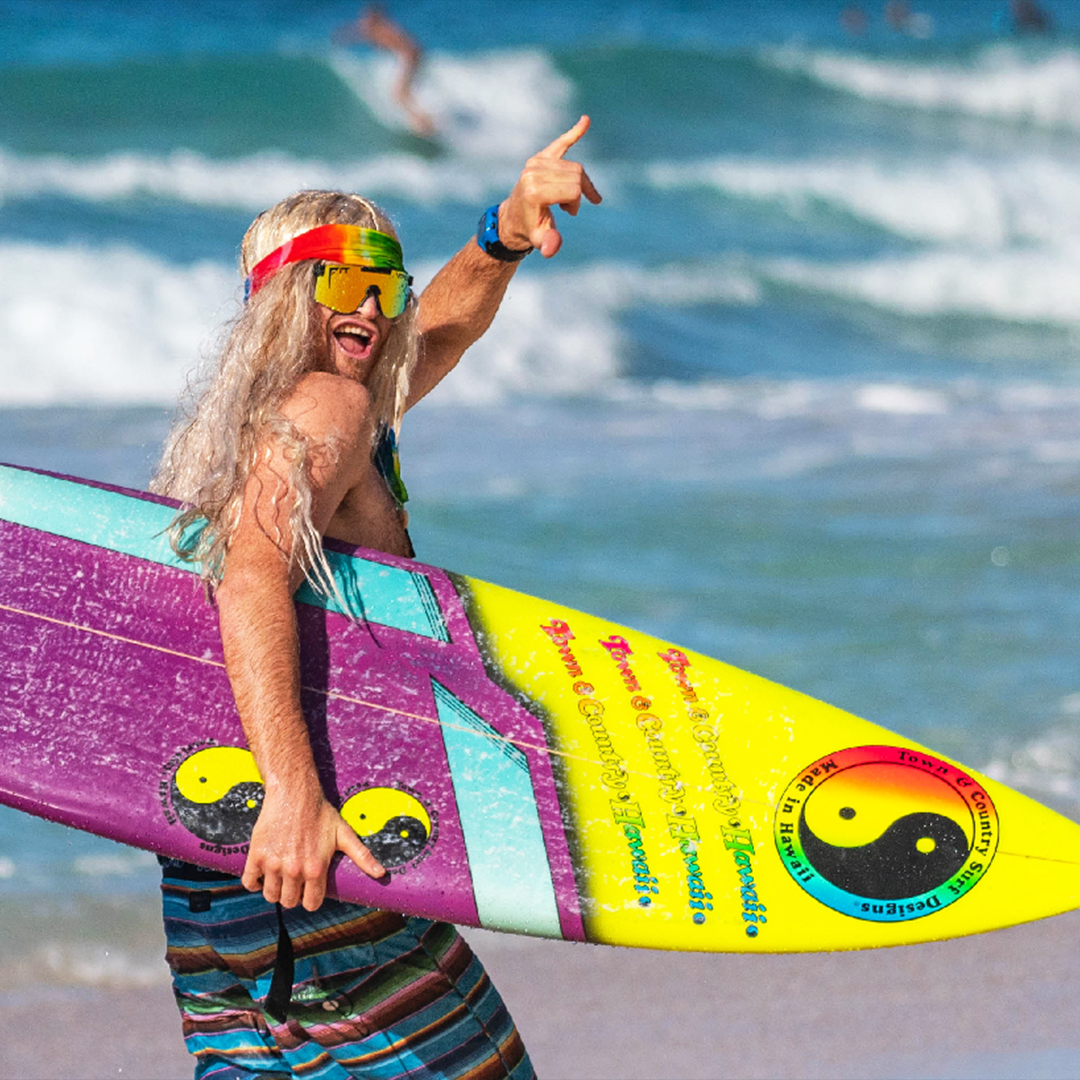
883, 1, 934, 38
840, 5, 868, 35
152, 117, 600, 1076
1010, 0, 1053, 33
335, 3, 437, 137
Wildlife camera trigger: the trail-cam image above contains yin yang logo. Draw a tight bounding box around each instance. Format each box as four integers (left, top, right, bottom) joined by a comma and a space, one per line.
169, 746, 264, 846
774, 746, 998, 922
339, 786, 436, 869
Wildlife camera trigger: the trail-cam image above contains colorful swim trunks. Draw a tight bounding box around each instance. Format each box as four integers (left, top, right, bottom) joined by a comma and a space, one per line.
161, 861, 535, 1080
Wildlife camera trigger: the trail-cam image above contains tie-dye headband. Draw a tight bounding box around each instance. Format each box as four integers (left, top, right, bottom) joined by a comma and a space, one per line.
245, 224, 407, 298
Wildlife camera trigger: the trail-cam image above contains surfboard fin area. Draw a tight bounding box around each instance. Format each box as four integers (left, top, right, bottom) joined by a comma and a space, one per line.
2, 462, 1079, 953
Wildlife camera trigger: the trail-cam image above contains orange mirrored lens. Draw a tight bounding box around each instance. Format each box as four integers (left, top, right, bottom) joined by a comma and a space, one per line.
313, 264, 411, 318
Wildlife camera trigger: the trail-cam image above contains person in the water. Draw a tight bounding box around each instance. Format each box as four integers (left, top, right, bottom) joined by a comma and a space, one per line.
336, 3, 437, 136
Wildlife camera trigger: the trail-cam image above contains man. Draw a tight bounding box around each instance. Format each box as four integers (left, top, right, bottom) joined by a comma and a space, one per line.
152, 117, 600, 1079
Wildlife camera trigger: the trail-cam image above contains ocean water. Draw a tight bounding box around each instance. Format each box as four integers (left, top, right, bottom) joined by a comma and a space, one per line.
1, 0, 1080, 992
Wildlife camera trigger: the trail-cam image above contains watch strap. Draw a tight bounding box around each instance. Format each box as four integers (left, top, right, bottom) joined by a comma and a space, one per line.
476, 204, 532, 263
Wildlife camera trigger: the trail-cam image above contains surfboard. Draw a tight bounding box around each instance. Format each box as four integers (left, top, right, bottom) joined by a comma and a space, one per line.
2, 461, 1079, 953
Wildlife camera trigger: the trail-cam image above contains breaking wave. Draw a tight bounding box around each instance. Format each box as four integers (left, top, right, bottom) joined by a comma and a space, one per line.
766, 42, 1080, 130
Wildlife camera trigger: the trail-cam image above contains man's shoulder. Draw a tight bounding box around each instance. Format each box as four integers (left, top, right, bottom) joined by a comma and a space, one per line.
280, 373, 372, 437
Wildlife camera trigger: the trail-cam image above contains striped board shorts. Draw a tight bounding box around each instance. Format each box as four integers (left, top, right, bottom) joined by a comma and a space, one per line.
160, 860, 536, 1080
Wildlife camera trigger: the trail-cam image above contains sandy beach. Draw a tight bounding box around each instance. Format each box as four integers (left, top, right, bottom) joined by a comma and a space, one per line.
3, 910, 1079, 1080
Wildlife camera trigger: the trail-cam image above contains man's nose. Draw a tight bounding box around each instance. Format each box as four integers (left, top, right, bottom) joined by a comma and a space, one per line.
357, 287, 381, 318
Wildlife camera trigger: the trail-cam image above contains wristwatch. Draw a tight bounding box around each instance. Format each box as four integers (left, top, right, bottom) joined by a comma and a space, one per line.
476, 204, 532, 262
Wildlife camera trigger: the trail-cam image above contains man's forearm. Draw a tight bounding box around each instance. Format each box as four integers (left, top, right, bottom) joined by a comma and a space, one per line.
411, 241, 518, 406
216, 567, 321, 797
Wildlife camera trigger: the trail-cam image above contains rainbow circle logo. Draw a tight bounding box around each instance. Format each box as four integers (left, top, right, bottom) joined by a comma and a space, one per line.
774, 745, 999, 922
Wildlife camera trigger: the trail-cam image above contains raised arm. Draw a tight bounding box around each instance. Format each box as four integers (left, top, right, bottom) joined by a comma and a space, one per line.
216, 374, 386, 911
407, 115, 602, 407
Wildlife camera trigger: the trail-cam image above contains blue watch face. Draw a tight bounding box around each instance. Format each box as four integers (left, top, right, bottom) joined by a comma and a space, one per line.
477, 204, 530, 261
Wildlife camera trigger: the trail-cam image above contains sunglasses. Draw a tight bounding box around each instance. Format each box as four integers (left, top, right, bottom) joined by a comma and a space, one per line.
312, 261, 413, 319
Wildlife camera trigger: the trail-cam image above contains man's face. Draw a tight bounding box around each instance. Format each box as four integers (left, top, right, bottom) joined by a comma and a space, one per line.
318, 288, 393, 385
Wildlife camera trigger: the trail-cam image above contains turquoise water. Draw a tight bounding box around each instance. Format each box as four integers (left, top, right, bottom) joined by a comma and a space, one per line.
1, 0, 1080, 990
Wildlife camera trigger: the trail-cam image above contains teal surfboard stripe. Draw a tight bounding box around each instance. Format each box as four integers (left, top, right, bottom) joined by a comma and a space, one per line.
295, 556, 448, 642
0, 465, 447, 641
0, 467, 183, 566
432, 679, 562, 938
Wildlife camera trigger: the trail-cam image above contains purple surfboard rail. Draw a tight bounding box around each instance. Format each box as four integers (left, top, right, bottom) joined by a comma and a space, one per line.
0, 463, 585, 942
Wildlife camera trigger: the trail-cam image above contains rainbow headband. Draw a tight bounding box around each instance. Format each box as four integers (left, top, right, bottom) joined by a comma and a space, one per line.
245, 224, 407, 298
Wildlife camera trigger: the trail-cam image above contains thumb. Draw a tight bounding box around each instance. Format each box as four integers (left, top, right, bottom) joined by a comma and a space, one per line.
538, 227, 562, 259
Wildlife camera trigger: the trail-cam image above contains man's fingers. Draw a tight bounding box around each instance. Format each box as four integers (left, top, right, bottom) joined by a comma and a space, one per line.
338, 822, 386, 879
241, 862, 263, 894
580, 167, 602, 205
301, 870, 327, 912
535, 162, 600, 206
524, 165, 600, 214
261, 869, 282, 905
537, 114, 590, 160
278, 871, 303, 910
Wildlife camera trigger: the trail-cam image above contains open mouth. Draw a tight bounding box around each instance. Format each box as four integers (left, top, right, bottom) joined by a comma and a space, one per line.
333, 324, 376, 359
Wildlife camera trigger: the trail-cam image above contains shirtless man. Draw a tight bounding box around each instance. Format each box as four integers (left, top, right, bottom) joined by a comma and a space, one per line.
152, 117, 600, 1078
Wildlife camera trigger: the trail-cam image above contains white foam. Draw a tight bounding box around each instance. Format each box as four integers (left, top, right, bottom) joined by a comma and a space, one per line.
0, 242, 759, 407
647, 154, 1080, 248
996, 382, 1080, 411
0, 146, 508, 211
73, 851, 157, 877
855, 384, 948, 415
38, 943, 167, 988
767, 43, 1080, 130
983, 708, 1080, 804
604, 379, 1080, 487
413, 258, 760, 405
0, 48, 575, 212
1032, 440, 1080, 463
0, 240, 234, 405
326, 48, 573, 160
765, 246, 1080, 326
0, 857, 14, 879
5, 236, 1073, 418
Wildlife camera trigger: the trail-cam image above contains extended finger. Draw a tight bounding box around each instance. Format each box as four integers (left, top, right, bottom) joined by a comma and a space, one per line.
339, 822, 386, 879
537, 114, 590, 160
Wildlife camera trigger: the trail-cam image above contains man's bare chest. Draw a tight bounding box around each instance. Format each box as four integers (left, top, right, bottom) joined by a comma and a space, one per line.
325, 462, 413, 558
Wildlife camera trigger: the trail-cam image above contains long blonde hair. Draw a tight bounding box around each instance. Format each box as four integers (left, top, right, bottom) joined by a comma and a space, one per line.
152, 191, 419, 592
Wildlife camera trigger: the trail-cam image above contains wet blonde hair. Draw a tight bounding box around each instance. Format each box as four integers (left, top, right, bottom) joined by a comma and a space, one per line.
152, 191, 419, 593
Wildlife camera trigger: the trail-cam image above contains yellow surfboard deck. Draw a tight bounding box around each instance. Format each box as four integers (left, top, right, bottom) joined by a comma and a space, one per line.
462, 576, 1080, 952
